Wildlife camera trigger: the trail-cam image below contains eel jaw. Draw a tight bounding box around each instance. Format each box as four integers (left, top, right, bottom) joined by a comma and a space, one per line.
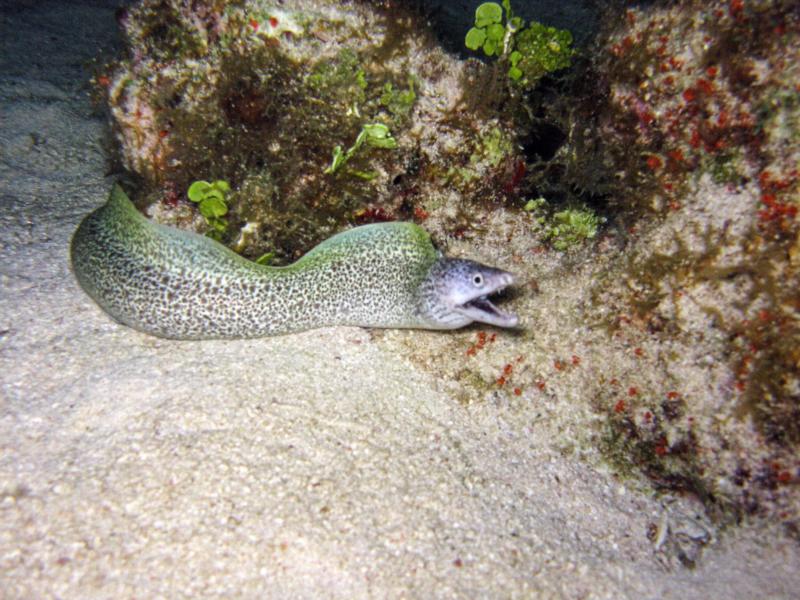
454, 275, 518, 328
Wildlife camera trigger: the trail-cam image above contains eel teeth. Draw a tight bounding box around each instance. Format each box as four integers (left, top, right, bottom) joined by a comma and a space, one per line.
458, 286, 518, 328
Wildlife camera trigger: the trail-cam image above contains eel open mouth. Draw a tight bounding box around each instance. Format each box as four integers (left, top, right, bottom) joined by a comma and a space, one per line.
455, 274, 518, 328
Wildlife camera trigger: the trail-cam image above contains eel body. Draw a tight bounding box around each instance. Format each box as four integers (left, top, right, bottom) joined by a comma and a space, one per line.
70, 185, 517, 339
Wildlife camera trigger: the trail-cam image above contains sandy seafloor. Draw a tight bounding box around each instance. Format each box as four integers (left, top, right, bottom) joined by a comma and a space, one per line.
0, 1, 798, 598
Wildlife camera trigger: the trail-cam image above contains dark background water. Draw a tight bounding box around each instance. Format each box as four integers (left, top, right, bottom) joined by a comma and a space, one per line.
0, 0, 602, 52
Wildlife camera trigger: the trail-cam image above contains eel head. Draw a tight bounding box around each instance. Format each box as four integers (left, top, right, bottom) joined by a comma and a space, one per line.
419, 257, 518, 329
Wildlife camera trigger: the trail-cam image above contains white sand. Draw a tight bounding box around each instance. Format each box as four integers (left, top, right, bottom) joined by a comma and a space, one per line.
1, 2, 797, 598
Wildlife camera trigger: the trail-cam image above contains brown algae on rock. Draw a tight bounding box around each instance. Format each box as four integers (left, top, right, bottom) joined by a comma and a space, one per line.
102, 0, 525, 262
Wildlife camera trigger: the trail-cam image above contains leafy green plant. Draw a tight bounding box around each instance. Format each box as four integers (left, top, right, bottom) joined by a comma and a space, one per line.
464, 3, 513, 57
324, 123, 398, 178
523, 196, 546, 213
508, 22, 573, 85
307, 49, 368, 103
544, 206, 604, 250
464, 0, 573, 87
187, 179, 230, 239
380, 79, 416, 118
523, 197, 602, 249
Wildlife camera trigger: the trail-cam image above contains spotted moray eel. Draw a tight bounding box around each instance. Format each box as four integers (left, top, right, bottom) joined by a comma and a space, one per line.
70, 184, 518, 339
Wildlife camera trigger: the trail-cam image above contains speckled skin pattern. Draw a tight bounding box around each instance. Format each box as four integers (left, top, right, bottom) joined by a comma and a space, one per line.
71, 186, 514, 340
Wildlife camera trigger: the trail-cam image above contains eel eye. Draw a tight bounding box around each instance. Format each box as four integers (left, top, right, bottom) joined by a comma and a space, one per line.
472, 273, 484, 287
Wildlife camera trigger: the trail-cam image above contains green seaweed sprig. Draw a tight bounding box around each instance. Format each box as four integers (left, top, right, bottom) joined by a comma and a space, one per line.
544, 206, 603, 250
380, 79, 417, 118
187, 179, 230, 239
465, 1, 573, 87
524, 198, 603, 250
465, 3, 517, 57
324, 123, 398, 179
508, 21, 573, 85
